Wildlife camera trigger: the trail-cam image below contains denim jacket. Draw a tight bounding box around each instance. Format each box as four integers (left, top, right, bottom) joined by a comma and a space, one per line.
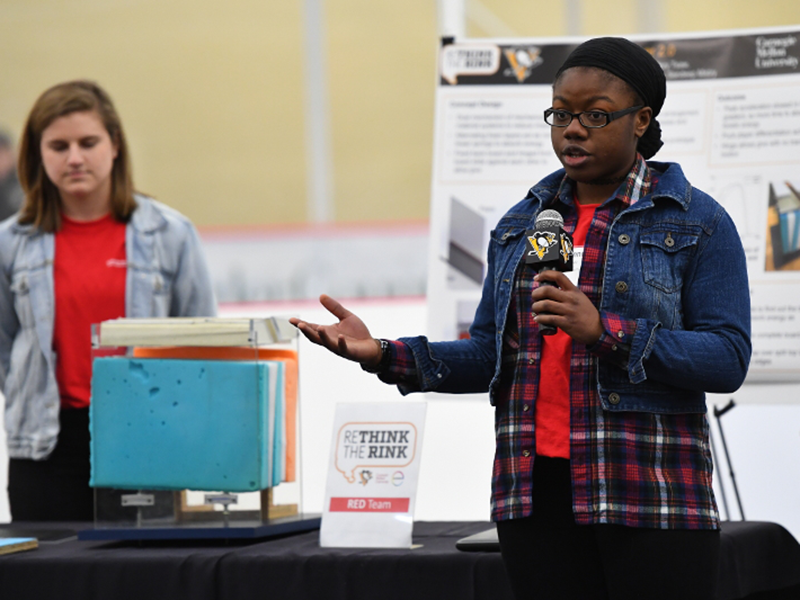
398, 162, 751, 413
0, 195, 217, 459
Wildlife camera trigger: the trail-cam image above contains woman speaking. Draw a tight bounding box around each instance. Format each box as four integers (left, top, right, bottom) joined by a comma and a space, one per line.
291, 38, 751, 599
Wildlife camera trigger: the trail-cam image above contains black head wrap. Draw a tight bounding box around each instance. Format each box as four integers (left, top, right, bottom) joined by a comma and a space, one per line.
554, 37, 667, 159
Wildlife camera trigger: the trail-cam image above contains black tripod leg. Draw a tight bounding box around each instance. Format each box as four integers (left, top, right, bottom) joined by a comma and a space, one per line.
709, 417, 731, 521
714, 399, 745, 521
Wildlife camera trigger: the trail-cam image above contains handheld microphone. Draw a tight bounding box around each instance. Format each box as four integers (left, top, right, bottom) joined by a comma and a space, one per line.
525, 209, 574, 335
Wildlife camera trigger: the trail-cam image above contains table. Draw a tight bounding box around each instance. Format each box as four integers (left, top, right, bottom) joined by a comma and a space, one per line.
0, 521, 798, 599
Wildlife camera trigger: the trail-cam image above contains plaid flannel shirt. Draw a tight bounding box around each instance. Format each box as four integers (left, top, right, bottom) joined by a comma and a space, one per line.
382, 155, 719, 530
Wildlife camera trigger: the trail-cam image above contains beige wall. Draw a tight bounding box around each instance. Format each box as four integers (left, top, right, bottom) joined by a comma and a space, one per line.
0, 1, 798, 226
0, 1, 308, 226
664, 0, 800, 32
467, 1, 568, 37
472, 1, 800, 38
327, 1, 437, 222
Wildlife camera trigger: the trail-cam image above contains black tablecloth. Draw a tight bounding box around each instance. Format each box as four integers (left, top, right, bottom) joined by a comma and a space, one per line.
1, 521, 798, 600
718, 521, 800, 600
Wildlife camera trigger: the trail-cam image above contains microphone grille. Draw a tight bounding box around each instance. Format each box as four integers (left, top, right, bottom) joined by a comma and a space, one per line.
535, 209, 563, 229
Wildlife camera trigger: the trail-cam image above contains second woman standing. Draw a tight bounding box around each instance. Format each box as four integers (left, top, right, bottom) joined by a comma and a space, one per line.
0, 80, 217, 521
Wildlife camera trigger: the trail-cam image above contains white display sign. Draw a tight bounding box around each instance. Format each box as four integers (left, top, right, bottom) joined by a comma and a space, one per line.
320, 402, 427, 548
428, 27, 800, 382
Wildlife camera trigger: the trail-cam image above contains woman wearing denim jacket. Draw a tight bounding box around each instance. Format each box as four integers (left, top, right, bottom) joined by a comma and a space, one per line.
0, 81, 216, 521
293, 38, 751, 599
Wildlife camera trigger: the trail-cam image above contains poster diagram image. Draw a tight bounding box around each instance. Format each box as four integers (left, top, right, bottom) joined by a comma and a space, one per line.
446, 197, 487, 289
766, 181, 800, 271
710, 177, 763, 239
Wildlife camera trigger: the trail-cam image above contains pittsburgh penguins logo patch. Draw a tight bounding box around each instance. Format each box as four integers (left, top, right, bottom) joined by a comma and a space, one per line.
527, 231, 557, 260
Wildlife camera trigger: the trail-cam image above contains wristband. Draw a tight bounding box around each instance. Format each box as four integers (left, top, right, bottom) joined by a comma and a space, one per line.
361, 339, 391, 374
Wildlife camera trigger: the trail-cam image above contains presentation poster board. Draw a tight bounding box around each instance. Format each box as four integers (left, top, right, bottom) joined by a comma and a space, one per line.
320, 402, 427, 548
427, 27, 800, 383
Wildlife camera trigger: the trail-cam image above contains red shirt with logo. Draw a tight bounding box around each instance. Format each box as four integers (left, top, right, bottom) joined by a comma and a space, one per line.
53, 214, 127, 409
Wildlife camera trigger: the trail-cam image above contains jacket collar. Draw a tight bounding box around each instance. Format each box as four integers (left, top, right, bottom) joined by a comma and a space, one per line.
129, 194, 167, 234
525, 161, 693, 213
9, 219, 39, 237
643, 161, 692, 210
9, 193, 166, 237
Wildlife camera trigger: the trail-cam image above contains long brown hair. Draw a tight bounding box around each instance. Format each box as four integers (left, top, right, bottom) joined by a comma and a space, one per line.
17, 80, 136, 232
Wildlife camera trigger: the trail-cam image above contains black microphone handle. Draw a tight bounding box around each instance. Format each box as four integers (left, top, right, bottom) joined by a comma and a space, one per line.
535, 267, 558, 336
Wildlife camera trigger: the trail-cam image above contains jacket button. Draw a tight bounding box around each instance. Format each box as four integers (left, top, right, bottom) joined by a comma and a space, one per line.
609, 393, 621, 405
618, 234, 630, 245
665, 233, 675, 247
528, 357, 535, 365
522, 449, 531, 457
501, 233, 511, 240
615, 281, 628, 293
522, 403, 530, 412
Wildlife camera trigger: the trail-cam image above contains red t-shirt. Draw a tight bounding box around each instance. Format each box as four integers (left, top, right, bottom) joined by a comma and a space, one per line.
534, 199, 598, 458
53, 214, 127, 409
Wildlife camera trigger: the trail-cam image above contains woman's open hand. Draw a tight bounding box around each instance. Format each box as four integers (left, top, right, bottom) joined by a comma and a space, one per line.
289, 294, 383, 367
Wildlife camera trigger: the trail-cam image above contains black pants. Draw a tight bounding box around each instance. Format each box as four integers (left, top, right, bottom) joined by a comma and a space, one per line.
496, 456, 720, 600
8, 407, 94, 521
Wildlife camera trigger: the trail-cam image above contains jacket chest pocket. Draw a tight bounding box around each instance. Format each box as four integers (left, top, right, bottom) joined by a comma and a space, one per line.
492, 220, 528, 269
128, 266, 173, 317
491, 222, 527, 297
150, 271, 173, 316
640, 227, 699, 293
10, 272, 35, 330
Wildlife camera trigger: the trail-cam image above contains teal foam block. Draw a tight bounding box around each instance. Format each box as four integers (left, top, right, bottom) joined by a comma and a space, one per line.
90, 358, 283, 492
272, 368, 285, 487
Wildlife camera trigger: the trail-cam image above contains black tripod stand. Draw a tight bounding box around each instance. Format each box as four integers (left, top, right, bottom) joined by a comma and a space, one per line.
710, 399, 745, 521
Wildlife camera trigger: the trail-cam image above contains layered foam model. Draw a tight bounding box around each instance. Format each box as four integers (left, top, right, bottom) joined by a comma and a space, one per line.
90, 358, 284, 492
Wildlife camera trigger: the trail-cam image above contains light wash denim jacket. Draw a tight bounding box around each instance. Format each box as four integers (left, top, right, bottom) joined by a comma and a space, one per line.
396, 162, 751, 412
0, 195, 217, 459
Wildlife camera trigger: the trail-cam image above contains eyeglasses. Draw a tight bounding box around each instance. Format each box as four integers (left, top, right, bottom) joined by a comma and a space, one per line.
543, 105, 644, 129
